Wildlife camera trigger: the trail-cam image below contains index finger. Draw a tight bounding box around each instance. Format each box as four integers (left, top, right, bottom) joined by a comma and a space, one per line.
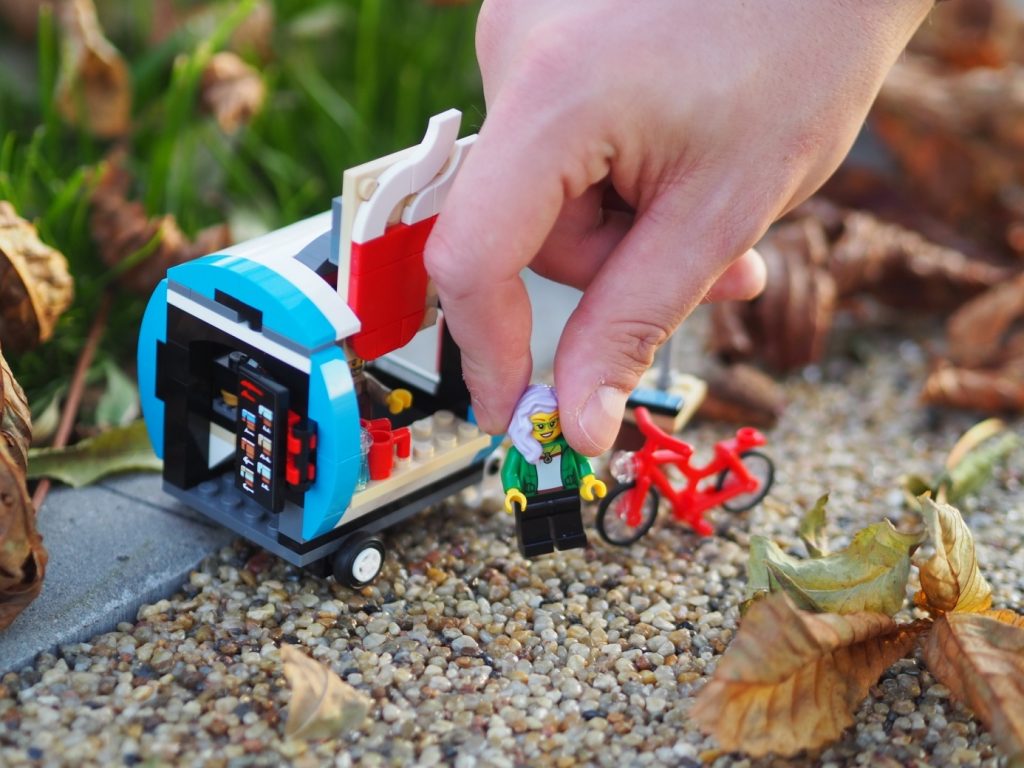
425, 82, 603, 433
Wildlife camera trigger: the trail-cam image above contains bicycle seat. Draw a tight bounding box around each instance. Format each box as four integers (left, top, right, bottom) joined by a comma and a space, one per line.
634, 406, 694, 457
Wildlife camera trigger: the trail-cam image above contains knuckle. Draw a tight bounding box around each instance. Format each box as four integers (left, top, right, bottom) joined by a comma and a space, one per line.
602, 318, 673, 389
505, 19, 585, 101
423, 227, 477, 299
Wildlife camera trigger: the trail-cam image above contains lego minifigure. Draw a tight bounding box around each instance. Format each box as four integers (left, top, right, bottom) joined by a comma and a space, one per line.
345, 346, 413, 418
502, 384, 606, 558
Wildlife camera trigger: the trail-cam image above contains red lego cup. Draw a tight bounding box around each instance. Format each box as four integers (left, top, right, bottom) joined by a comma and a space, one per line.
368, 429, 395, 480
393, 427, 411, 459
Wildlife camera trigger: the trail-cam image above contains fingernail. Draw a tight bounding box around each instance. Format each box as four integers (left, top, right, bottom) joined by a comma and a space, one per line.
578, 385, 628, 453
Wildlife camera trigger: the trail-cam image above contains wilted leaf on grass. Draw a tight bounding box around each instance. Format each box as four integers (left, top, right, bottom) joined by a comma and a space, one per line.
30, 385, 66, 447
0, 202, 75, 354
798, 493, 830, 558
694, 593, 923, 757
200, 51, 266, 134
922, 613, 1024, 764
27, 420, 161, 488
0, 0, 45, 39
746, 519, 921, 616
89, 152, 232, 295
94, 361, 139, 429
55, 0, 131, 138
0, 347, 46, 631
282, 644, 371, 740
914, 497, 992, 615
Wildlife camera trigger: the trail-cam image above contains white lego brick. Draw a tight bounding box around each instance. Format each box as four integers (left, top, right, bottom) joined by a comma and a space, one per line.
210, 210, 361, 342
341, 410, 491, 524
167, 287, 311, 373
338, 144, 418, 300
259, 249, 361, 342
401, 134, 477, 226
208, 422, 235, 468
217, 211, 330, 263
351, 109, 462, 244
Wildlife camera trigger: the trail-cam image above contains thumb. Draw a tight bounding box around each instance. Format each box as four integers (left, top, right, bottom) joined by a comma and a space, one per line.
554, 199, 759, 455
426, 89, 610, 432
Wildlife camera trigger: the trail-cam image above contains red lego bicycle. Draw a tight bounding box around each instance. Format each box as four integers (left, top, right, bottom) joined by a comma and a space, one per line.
596, 406, 774, 545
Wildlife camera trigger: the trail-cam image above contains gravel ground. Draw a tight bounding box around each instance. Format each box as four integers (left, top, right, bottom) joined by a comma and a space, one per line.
1, 316, 1021, 768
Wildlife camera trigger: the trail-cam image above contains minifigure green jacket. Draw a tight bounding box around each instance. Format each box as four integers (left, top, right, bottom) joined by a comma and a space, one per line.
501, 435, 594, 495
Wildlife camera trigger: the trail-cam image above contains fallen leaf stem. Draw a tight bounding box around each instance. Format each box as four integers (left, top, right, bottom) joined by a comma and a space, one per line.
31, 290, 111, 510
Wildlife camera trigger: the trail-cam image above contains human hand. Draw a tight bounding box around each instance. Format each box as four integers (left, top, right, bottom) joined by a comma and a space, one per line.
426, 0, 932, 455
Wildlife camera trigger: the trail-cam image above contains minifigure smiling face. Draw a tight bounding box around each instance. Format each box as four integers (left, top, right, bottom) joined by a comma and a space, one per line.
530, 411, 561, 444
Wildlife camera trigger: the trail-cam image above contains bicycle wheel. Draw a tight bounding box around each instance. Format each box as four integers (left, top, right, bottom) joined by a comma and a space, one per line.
716, 451, 774, 513
596, 482, 659, 546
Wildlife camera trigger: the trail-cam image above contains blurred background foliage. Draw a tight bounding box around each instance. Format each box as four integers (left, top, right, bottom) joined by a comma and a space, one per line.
0, 0, 483, 413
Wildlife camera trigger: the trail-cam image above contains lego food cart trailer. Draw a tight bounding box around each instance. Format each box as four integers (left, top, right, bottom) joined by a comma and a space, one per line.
138, 110, 499, 587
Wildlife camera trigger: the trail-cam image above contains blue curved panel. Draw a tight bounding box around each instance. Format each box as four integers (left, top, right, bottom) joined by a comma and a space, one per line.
138, 279, 168, 458
168, 256, 337, 350
301, 348, 361, 539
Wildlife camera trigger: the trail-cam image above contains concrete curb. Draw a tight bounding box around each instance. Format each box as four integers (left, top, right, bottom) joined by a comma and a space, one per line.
0, 474, 232, 674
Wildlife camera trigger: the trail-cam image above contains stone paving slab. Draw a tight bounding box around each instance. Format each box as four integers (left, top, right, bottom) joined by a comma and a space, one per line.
0, 474, 231, 674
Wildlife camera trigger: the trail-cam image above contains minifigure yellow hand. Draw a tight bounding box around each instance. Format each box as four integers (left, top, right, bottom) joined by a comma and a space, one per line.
579, 474, 607, 502
386, 388, 413, 415
504, 488, 527, 515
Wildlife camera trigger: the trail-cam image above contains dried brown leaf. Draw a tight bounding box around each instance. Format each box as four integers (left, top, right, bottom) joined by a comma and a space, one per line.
827, 209, 1014, 310
982, 609, 1024, 628
146, 0, 274, 59
55, 0, 131, 138
693, 593, 922, 757
914, 497, 992, 614
200, 52, 266, 134
922, 361, 1024, 414
709, 196, 1013, 373
922, 612, 1024, 763
874, 56, 1024, 260
89, 153, 231, 294
0, 347, 46, 631
0, 0, 46, 39
697, 362, 786, 428
0, 202, 74, 353
909, 0, 1024, 69
710, 220, 837, 372
282, 644, 371, 740
947, 273, 1024, 368
231, 1, 274, 60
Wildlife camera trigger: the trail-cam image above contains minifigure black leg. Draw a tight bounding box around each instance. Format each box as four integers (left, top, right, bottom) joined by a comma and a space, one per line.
516, 507, 555, 558
551, 500, 588, 552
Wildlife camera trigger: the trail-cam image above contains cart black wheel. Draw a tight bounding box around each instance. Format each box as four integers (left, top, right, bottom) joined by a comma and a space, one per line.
596, 482, 659, 546
332, 532, 386, 588
716, 451, 774, 513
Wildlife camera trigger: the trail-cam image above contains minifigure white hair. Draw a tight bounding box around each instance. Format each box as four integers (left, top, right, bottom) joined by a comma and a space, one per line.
507, 384, 559, 465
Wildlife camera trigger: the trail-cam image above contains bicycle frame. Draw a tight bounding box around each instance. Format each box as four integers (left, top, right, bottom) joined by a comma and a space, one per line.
622, 408, 767, 534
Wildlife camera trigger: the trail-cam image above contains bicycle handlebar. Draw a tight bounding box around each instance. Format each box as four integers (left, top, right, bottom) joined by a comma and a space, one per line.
633, 406, 694, 457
